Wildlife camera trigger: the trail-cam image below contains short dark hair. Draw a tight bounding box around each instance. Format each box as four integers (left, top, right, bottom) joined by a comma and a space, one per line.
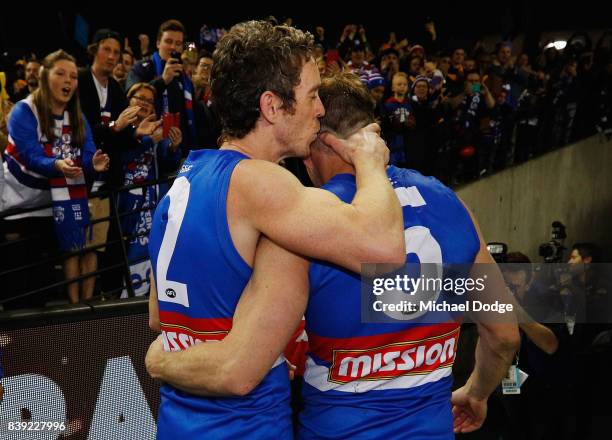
211, 20, 314, 140
318, 72, 376, 138
572, 243, 601, 263
157, 19, 186, 42
87, 28, 122, 59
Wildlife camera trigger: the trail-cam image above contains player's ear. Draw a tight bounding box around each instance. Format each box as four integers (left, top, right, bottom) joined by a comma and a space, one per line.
259, 91, 284, 124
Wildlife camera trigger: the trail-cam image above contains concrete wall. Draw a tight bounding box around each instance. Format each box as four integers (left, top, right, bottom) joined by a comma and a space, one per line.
456, 135, 612, 261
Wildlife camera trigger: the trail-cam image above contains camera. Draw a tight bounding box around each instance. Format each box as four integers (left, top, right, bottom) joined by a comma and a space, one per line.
538, 221, 567, 263
487, 242, 508, 263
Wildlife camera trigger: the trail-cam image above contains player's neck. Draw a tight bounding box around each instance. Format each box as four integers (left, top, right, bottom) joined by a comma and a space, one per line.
322, 161, 355, 185
220, 131, 284, 163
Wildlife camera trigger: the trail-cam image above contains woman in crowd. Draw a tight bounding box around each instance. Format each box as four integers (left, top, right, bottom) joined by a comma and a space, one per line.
3, 49, 109, 304
117, 82, 181, 294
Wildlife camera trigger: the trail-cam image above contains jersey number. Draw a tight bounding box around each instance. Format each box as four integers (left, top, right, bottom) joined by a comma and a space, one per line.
156, 177, 191, 307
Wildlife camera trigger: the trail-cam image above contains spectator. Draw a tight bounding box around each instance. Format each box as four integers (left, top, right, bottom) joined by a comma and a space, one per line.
118, 83, 182, 295
10, 59, 27, 102
127, 19, 200, 155
383, 71, 411, 166
481, 87, 515, 172
138, 33, 152, 59
448, 69, 495, 181
406, 76, 441, 175
550, 58, 581, 147
407, 55, 425, 85
366, 73, 386, 120
338, 24, 368, 59
3, 49, 109, 303
514, 70, 549, 163
500, 252, 574, 440
488, 41, 516, 98
314, 26, 327, 51
112, 60, 128, 91
193, 51, 213, 104
122, 51, 135, 76
346, 40, 380, 85
12, 58, 40, 102
446, 47, 467, 97
379, 47, 400, 85
512, 53, 534, 102
438, 54, 451, 77
79, 28, 161, 298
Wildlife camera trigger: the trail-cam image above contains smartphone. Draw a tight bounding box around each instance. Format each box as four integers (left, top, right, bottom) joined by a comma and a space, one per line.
170, 51, 182, 63
162, 113, 173, 138
471, 83, 481, 94
162, 113, 181, 138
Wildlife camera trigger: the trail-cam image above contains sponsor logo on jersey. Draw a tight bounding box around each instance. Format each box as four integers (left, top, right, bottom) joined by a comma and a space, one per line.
328, 327, 459, 384
159, 311, 232, 351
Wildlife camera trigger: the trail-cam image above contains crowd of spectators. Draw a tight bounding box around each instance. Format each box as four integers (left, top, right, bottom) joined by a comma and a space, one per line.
1, 17, 611, 306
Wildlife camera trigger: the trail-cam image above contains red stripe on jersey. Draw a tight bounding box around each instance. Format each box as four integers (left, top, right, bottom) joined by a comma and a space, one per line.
308, 323, 459, 364
159, 310, 233, 335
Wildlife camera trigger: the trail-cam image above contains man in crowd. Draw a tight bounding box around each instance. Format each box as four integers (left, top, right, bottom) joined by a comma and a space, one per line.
79, 28, 160, 298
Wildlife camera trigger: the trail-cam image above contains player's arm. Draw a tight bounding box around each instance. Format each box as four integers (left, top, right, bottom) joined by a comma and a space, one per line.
235, 126, 405, 274
452, 200, 520, 434
148, 276, 161, 333
146, 237, 309, 396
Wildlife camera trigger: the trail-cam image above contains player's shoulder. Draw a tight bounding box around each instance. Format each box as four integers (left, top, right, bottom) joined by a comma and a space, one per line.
387, 166, 459, 205
233, 158, 300, 188
231, 159, 309, 214
387, 166, 445, 190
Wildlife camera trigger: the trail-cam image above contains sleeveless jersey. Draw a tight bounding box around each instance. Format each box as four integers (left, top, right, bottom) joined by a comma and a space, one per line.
300, 166, 480, 439
148, 149, 291, 439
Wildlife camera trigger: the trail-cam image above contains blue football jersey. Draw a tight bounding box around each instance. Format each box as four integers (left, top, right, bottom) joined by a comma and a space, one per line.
300, 166, 480, 439
148, 149, 292, 439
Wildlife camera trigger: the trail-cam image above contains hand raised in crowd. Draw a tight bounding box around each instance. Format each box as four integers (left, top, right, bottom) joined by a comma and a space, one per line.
124, 37, 132, 56
315, 26, 325, 39
151, 126, 164, 144
168, 126, 183, 151
359, 25, 367, 39
55, 158, 83, 178
92, 149, 110, 172
136, 114, 163, 138
425, 21, 437, 39
162, 57, 183, 85
114, 106, 141, 131
319, 123, 389, 167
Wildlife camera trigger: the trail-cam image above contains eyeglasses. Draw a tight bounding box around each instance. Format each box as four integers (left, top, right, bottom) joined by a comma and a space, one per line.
131, 94, 155, 107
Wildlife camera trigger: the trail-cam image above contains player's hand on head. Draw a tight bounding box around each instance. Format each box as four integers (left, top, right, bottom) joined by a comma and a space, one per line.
319, 123, 388, 166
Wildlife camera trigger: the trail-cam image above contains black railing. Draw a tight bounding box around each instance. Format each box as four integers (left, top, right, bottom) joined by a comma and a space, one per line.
0, 174, 175, 308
